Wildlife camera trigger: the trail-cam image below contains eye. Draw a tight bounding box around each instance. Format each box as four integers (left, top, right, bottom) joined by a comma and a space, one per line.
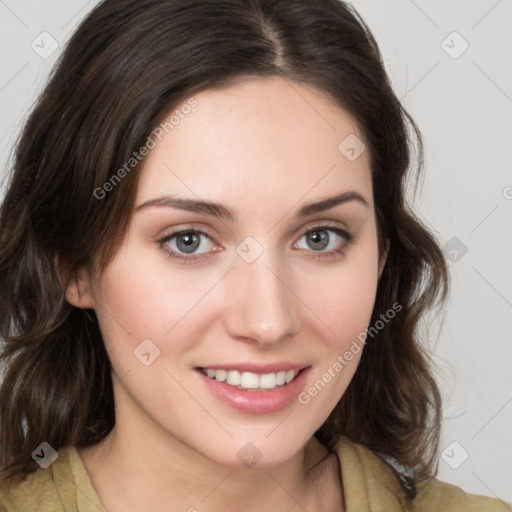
158, 228, 217, 263
293, 225, 355, 260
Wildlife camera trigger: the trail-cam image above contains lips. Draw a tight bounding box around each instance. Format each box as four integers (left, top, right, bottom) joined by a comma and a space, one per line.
196, 364, 311, 414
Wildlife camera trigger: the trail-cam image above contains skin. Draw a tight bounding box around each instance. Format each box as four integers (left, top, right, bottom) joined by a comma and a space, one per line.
66, 76, 388, 512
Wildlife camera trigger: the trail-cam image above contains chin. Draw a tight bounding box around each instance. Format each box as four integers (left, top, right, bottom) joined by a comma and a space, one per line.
200, 430, 312, 469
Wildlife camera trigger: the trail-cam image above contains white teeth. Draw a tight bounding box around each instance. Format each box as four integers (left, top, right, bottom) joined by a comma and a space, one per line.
240, 372, 260, 389
285, 369, 296, 384
259, 373, 276, 389
201, 368, 301, 390
226, 370, 241, 386
215, 369, 227, 382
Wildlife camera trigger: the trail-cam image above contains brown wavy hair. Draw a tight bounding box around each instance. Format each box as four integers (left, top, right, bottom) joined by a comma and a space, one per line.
0, 0, 449, 499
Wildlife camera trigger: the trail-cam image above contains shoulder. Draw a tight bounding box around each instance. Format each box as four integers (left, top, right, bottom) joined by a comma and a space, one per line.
412, 477, 511, 512
0, 467, 59, 512
0, 447, 79, 512
333, 436, 511, 512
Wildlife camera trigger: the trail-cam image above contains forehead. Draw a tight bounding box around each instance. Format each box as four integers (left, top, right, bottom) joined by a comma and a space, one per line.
136, 77, 373, 214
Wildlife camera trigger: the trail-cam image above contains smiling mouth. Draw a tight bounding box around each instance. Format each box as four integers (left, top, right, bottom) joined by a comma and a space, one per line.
198, 367, 304, 391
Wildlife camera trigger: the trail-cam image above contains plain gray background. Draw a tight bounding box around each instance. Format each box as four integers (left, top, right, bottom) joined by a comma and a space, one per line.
1, 0, 511, 504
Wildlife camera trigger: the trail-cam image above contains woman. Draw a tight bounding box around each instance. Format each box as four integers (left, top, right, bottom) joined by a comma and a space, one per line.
0, 0, 509, 510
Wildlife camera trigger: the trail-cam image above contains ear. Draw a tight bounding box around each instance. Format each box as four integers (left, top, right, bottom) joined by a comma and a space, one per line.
54, 253, 95, 309
378, 238, 389, 280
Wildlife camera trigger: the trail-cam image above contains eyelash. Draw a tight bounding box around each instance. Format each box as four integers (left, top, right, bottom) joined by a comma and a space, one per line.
157, 224, 355, 264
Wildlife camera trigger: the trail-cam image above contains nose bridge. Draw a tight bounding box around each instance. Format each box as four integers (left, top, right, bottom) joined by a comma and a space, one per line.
223, 238, 299, 345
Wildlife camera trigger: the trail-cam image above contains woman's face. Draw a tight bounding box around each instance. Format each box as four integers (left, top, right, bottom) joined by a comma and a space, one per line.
72, 76, 386, 468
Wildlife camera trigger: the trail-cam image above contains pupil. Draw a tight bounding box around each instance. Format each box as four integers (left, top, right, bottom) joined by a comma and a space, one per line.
309, 230, 328, 250
178, 232, 199, 253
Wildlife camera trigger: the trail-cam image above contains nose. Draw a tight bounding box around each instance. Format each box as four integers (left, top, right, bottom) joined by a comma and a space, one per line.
222, 245, 300, 348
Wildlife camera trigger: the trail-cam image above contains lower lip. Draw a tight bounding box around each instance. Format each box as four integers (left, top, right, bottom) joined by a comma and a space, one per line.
196, 367, 311, 414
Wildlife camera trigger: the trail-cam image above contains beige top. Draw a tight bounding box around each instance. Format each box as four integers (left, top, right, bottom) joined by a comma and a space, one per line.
0, 436, 510, 511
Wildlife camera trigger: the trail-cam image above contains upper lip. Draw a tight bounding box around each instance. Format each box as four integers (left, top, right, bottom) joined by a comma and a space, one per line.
197, 362, 309, 374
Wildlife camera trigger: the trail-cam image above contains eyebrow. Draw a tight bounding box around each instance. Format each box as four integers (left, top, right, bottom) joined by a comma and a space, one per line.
135, 191, 369, 222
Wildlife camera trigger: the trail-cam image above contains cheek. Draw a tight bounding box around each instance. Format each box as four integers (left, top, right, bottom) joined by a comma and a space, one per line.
93, 236, 196, 331
305, 247, 379, 347
295, 269, 377, 416
90, 243, 230, 372
322, 271, 377, 344
296, 233, 379, 401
